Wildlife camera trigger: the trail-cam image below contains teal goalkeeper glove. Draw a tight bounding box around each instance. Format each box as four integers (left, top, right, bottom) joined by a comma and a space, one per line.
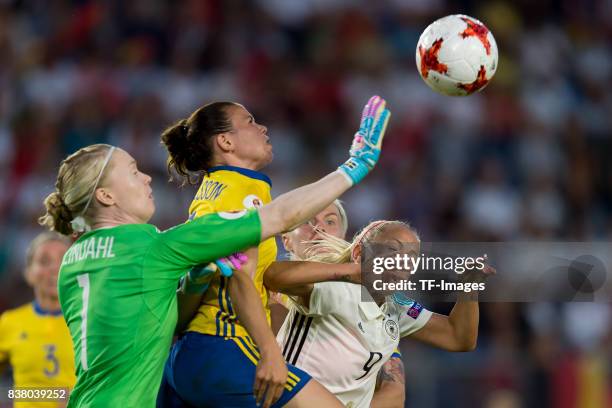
338, 95, 391, 185
180, 253, 248, 294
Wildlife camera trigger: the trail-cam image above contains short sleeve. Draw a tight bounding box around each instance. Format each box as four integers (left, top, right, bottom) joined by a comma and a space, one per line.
0, 312, 9, 364
395, 298, 432, 337
149, 209, 262, 279
190, 199, 215, 219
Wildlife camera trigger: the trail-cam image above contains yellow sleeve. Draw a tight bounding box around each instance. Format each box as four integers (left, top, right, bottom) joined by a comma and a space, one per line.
190, 199, 215, 219
0, 312, 9, 364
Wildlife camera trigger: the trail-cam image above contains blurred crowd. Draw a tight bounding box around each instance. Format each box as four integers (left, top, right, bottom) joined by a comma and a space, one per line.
0, 0, 611, 406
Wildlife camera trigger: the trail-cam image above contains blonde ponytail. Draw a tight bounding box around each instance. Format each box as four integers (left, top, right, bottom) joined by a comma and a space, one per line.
302, 220, 418, 264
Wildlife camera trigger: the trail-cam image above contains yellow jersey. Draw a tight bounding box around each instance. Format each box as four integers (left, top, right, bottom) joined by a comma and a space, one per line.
0, 302, 76, 408
187, 166, 277, 338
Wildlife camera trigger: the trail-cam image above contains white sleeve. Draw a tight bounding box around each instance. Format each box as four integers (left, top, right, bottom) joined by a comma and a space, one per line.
291, 282, 354, 317
397, 299, 433, 337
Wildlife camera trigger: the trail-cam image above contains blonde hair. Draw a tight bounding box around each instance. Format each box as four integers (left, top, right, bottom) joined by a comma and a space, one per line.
25, 231, 71, 269
285, 199, 349, 261
39, 144, 115, 235
334, 199, 349, 237
303, 220, 419, 264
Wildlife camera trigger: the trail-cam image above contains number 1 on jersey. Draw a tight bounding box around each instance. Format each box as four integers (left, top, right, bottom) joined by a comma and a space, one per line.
77, 274, 90, 371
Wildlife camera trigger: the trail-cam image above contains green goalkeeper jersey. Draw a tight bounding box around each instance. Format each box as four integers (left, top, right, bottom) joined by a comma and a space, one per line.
58, 210, 261, 407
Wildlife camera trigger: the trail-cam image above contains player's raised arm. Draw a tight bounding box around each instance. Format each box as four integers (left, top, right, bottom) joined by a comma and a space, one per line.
408, 303, 479, 352
258, 95, 390, 240
152, 95, 389, 274
407, 266, 495, 352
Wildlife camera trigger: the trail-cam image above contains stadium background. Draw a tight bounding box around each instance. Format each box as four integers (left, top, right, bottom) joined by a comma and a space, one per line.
0, 0, 610, 406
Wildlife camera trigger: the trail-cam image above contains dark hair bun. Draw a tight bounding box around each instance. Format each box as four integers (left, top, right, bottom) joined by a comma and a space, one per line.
160, 102, 236, 185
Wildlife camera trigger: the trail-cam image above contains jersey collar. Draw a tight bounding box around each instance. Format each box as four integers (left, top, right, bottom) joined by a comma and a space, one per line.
208, 165, 272, 187
33, 301, 62, 316
359, 301, 385, 320
358, 291, 385, 320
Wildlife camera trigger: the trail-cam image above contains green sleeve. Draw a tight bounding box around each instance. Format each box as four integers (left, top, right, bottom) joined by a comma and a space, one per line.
150, 209, 261, 277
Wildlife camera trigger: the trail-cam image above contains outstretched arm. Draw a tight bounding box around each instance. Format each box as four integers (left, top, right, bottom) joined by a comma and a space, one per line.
264, 261, 361, 298
409, 301, 479, 352
410, 265, 496, 351
407, 265, 494, 351
259, 95, 390, 241
259, 171, 352, 240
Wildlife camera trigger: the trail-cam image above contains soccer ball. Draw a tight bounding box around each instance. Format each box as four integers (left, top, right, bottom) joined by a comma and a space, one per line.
416, 14, 498, 96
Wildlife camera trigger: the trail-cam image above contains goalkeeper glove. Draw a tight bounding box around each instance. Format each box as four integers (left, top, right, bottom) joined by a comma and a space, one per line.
339, 95, 391, 185
180, 253, 248, 294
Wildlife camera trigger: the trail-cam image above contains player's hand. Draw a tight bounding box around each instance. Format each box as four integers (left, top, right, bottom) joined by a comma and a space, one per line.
339, 95, 391, 185
457, 262, 496, 301
458, 262, 496, 283
216, 252, 249, 277
253, 347, 288, 408
180, 263, 217, 294
181, 253, 248, 294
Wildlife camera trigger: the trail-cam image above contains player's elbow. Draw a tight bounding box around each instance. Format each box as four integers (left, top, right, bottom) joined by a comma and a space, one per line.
451, 336, 477, 352
459, 340, 477, 352
263, 262, 289, 292
262, 270, 280, 292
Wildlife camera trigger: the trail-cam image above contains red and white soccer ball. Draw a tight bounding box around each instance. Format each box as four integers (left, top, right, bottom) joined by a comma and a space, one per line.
416, 14, 498, 96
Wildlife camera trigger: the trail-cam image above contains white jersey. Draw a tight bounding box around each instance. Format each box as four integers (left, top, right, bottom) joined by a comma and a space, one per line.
277, 282, 432, 408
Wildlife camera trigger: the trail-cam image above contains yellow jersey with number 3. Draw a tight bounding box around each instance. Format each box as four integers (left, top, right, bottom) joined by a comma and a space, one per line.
0, 302, 75, 408
186, 166, 277, 338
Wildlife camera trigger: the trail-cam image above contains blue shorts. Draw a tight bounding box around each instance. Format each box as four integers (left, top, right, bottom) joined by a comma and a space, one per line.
157, 332, 311, 408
